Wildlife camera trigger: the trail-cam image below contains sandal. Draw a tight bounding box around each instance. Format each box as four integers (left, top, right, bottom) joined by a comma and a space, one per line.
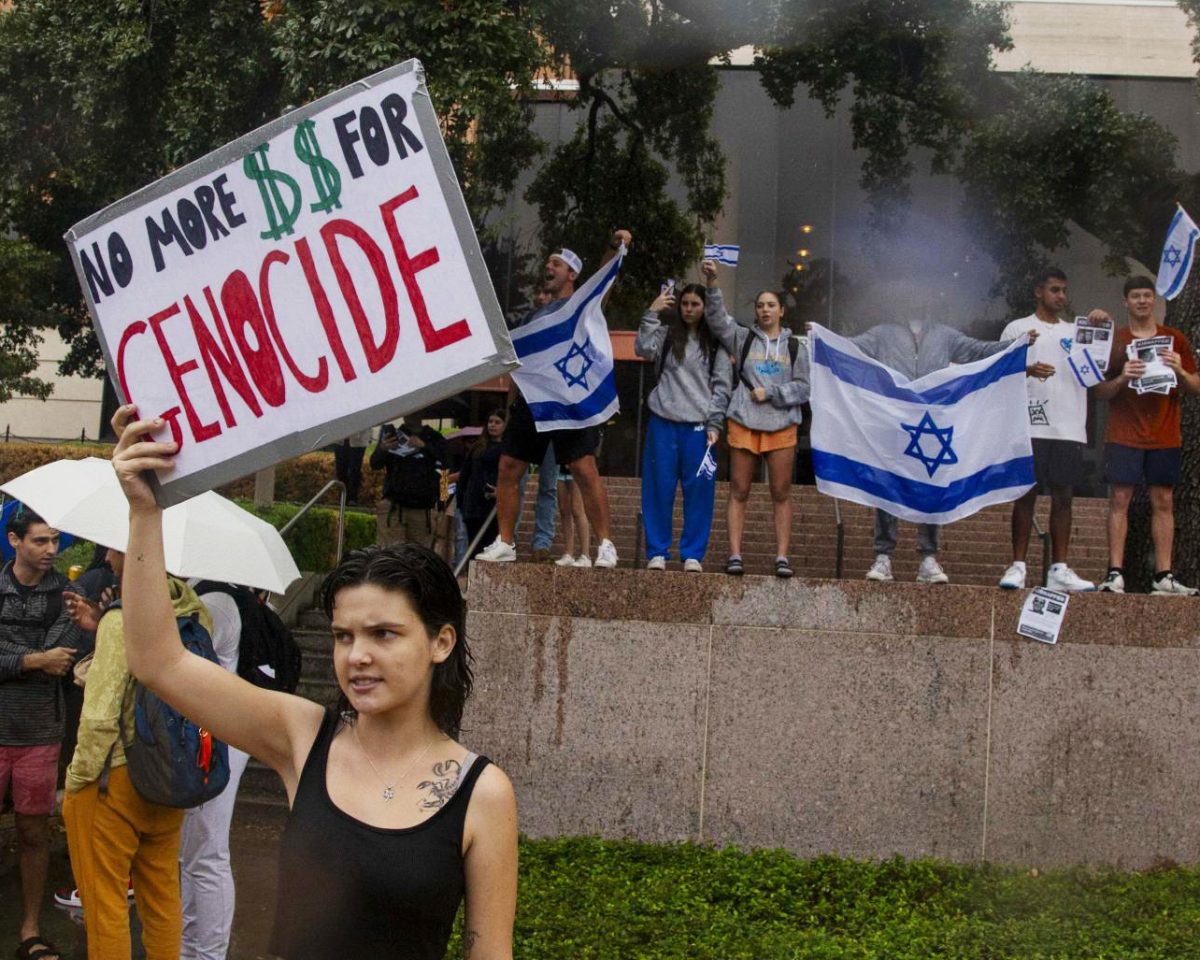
775, 558, 794, 579
725, 556, 744, 576
16, 936, 62, 960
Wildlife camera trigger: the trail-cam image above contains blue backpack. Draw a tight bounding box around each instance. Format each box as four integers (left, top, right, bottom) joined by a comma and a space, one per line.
101, 607, 230, 808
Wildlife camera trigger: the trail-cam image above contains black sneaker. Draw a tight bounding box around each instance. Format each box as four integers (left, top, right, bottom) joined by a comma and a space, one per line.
775, 558, 794, 579
725, 556, 744, 576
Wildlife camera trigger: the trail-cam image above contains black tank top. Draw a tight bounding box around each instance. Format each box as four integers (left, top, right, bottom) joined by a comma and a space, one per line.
269, 708, 490, 959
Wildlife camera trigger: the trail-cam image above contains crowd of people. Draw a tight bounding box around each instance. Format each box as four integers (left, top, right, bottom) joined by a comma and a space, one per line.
444, 240, 1197, 593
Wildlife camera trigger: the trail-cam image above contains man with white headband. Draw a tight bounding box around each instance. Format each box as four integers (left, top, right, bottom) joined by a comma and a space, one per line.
477, 230, 632, 567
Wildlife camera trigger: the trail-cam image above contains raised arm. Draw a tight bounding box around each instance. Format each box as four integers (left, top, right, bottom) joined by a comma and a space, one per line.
948, 328, 1008, 364
700, 262, 740, 353
599, 229, 632, 308
111, 406, 323, 797
634, 293, 672, 361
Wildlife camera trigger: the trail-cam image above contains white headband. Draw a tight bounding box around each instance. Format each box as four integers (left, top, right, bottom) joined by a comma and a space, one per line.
554, 248, 583, 274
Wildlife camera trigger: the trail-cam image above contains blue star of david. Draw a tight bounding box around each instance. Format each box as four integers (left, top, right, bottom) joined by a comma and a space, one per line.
554, 338, 595, 389
1164, 245, 1183, 268
901, 411, 958, 478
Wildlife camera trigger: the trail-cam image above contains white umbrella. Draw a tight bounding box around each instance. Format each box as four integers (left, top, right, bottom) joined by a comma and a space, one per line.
1, 457, 301, 594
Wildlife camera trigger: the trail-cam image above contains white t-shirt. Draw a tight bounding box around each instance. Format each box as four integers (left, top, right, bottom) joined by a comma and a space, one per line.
1000, 314, 1087, 443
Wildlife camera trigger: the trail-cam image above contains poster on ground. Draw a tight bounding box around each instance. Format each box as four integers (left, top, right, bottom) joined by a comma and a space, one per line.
65, 59, 517, 505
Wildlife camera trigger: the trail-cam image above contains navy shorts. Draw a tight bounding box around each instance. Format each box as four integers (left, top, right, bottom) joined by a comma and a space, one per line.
1103, 443, 1182, 487
1031, 439, 1085, 490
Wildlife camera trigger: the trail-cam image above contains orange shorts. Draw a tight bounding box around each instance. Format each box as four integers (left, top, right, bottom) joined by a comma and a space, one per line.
726, 420, 797, 454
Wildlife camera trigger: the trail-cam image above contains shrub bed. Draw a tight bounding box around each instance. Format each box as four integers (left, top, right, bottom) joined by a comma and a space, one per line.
445, 839, 1200, 959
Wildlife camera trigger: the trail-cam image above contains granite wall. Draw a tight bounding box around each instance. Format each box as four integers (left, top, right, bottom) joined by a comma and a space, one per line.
463, 564, 1200, 869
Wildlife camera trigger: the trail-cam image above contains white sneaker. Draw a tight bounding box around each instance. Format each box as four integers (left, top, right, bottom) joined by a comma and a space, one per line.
998, 561, 1026, 590
646, 556, 667, 571
1097, 569, 1125, 593
683, 559, 703, 573
865, 554, 893, 581
1151, 573, 1199, 596
917, 555, 949, 584
572, 554, 592, 568
555, 553, 576, 567
1046, 563, 1094, 593
475, 538, 516, 562
594, 539, 618, 569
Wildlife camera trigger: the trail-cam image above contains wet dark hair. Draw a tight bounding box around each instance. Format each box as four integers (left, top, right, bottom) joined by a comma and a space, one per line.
6, 505, 47, 540
1033, 267, 1067, 289
321, 544, 473, 738
1123, 275, 1155, 296
663, 283, 713, 364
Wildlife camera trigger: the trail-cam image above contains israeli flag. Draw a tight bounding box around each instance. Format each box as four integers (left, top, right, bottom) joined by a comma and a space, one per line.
809, 325, 1034, 525
510, 249, 624, 432
1067, 347, 1105, 389
1157, 204, 1199, 300
703, 243, 740, 266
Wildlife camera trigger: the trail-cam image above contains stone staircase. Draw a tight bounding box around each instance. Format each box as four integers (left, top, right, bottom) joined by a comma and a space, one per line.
236, 478, 1112, 810
515, 476, 1111, 587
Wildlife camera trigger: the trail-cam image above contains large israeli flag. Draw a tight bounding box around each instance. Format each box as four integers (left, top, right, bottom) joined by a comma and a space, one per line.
510, 248, 623, 432
809, 325, 1034, 525
1156, 204, 1199, 300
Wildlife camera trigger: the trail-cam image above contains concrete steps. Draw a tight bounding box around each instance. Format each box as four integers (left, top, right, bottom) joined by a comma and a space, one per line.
511, 477, 1110, 586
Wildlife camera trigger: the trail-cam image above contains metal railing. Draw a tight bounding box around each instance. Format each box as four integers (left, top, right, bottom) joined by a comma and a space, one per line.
279, 480, 348, 567
834, 497, 845, 579
453, 504, 497, 578
1032, 513, 1051, 587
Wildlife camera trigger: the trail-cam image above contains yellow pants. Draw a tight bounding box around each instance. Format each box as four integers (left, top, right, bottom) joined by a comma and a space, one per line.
63, 765, 185, 960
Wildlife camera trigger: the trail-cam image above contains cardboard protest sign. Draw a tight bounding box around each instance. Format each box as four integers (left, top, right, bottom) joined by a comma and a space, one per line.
65, 59, 517, 505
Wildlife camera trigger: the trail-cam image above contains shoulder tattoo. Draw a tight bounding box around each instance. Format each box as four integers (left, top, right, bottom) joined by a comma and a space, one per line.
417, 758, 461, 810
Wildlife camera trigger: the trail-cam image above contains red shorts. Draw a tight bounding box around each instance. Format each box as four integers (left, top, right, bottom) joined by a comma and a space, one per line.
0, 743, 61, 815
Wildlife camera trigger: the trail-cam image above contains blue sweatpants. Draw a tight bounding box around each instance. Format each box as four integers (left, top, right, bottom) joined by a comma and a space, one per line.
641, 413, 716, 562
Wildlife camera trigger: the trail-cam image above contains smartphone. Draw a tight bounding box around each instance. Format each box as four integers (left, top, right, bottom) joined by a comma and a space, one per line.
660, 279, 676, 296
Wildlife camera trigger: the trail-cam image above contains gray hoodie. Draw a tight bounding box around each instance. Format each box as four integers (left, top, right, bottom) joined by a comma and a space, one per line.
636, 311, 731, 434
704, 287, 809, 431
848, 321, 1007, 379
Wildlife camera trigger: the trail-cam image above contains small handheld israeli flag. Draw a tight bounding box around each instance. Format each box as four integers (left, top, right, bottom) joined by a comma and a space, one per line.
1067, 347, 1105, 389
696, 442, 718, 479
703, 243, 740, 267
510, 249, 624, 432
1157, 203, 1199, 300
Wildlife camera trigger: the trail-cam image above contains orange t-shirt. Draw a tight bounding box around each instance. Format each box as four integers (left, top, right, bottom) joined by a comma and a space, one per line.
1104, 324, 1196, 449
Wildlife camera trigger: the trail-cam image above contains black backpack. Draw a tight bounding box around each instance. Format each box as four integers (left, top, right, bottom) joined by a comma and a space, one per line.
193, 581, 302, 694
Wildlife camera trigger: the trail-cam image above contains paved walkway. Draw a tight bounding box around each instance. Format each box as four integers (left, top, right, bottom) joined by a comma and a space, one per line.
1, 811, 284, 960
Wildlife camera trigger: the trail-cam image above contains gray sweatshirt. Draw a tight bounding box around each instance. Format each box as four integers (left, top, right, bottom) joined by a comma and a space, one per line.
848, 322, 1007, 379
636, 311, 731, 433
704, 287, 809, 431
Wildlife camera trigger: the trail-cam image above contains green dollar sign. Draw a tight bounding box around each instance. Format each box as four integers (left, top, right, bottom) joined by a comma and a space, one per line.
293, 119, 342, 214
243, 143, 302, 241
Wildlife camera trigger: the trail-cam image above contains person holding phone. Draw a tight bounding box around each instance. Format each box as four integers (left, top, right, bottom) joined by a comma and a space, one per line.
636, 281, 730, 572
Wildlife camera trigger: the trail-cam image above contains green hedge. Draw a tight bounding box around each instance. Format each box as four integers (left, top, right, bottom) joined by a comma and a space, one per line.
237, 501, 376, 572
445, 839, 1200, 959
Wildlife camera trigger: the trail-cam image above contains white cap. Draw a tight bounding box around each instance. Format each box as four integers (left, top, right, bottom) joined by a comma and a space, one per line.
553, 248, 583, 274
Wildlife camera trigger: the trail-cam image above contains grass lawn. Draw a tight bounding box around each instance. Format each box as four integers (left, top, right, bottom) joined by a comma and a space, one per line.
451, 838, 1200, 959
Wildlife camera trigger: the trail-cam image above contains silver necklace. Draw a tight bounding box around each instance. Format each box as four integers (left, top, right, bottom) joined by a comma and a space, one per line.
353, 726, 436, 801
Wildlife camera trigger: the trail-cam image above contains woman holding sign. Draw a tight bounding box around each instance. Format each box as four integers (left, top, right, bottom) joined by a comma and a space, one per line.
701, 260, 810, 578
107, 407, 517, 960
635, 282, 731, 572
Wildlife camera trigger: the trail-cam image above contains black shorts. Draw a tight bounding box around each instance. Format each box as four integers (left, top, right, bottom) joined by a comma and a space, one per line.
1104, 443, 1182, 488
1031, 439, 1085, 490
501, 396, 599, 467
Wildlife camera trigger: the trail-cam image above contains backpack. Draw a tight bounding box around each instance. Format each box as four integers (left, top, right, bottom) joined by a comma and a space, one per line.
737, 332, 802, 391
102, 606, 230, 808
193, 581, 302, 694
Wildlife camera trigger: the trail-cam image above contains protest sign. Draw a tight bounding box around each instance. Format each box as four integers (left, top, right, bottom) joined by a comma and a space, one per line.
65, 60, 517, 505
1017, 586, 1069, 645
